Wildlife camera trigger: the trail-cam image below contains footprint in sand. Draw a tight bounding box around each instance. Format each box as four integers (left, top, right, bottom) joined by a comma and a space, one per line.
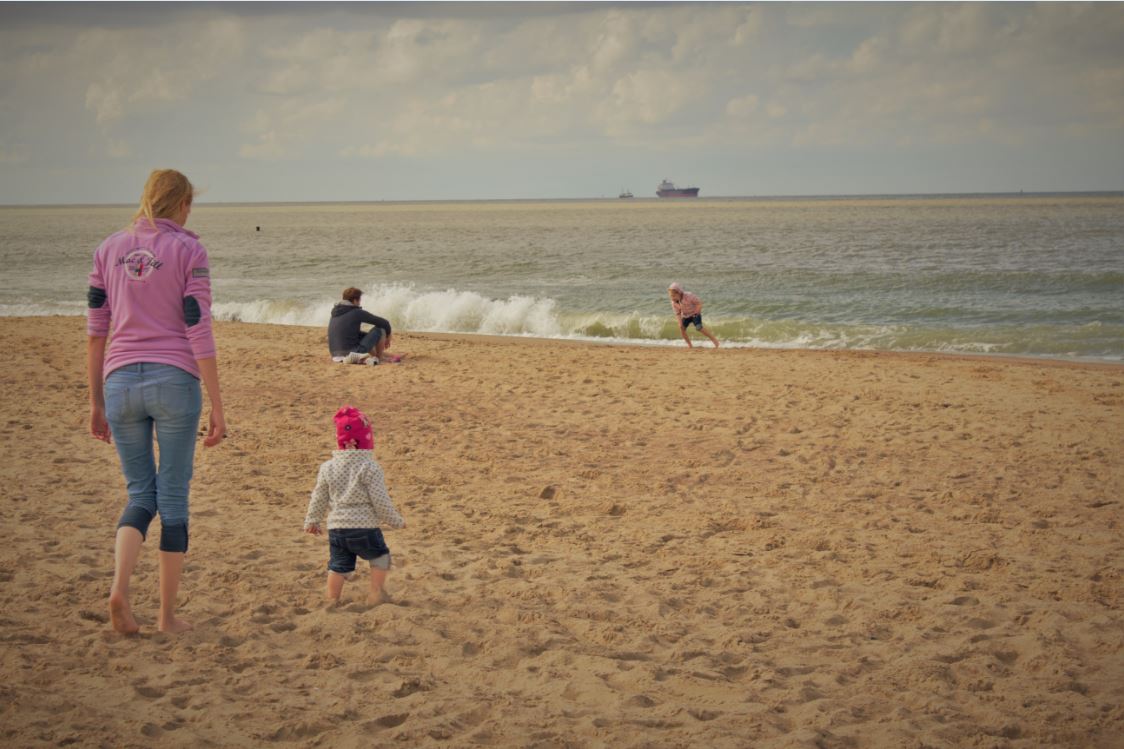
364, 713, 410, 730
78, 609, 108, 624
269, 720, 334, 740
992, 649, 1019, 665
134, 684, 165, 699
393, 678, 432, 698
250, 604, 277, 624
347, 669, 379, 683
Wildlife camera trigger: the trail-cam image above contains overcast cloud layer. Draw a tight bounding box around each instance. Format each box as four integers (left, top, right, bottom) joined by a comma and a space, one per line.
1, 2, 1122, 203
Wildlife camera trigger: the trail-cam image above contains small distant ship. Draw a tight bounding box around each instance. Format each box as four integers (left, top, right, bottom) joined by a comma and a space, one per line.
618, 189, 634, 199
656, 179, 699, 198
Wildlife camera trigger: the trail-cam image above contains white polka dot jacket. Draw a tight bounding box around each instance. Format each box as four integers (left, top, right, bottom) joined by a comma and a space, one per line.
303, 450, 406, 531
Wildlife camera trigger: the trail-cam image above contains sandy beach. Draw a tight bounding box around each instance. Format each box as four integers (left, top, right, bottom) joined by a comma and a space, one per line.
1, 315, 1121, 748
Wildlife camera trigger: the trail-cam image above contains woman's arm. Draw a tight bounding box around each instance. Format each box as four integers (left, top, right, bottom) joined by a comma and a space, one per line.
196, 357, 226, 447
87, 335, 111, 443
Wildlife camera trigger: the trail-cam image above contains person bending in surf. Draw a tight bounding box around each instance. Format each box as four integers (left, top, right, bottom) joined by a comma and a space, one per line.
668, 282, 720, 349
326, 287, 401, 365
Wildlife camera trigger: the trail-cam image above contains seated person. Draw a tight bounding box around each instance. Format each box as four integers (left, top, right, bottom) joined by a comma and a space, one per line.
327, 287, 393, 365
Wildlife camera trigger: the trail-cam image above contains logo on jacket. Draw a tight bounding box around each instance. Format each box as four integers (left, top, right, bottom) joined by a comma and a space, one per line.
117, 249, 163, 280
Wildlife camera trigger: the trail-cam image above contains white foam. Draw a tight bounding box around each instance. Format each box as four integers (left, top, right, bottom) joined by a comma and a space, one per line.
0, 302, 86, 317
212, 299, 335, 327
212, 284, 566, 338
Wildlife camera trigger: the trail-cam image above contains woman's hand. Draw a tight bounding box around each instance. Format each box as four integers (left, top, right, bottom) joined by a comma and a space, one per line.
90, 405, 112, 444
203, 409, 226, 447
195, 357, 225, 447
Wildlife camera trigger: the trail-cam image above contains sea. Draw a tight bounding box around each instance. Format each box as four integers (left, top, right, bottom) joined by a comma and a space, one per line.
2, 194, 1122, 362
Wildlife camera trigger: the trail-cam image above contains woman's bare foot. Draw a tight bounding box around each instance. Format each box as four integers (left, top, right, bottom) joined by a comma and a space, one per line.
157, 617, 194, 634
109, 590, 140, 634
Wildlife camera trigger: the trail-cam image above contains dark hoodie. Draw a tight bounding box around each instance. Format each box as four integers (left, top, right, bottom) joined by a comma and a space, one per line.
327, 302, 392, 357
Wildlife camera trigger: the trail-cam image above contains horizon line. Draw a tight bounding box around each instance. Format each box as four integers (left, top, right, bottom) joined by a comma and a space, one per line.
3, 189, 1123, 209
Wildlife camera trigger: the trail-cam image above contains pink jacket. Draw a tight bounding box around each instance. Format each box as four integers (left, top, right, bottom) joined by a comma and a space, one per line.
671, 291, 703, 319
87, 218, 216, 378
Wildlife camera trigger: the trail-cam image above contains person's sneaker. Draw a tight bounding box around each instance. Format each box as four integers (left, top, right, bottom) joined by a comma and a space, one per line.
365, 357, 379, 366
344, 351, 366, 364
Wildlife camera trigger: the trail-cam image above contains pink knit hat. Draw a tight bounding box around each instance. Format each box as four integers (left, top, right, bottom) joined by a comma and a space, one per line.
668, 282, 683, 293
334, 405, 374, 450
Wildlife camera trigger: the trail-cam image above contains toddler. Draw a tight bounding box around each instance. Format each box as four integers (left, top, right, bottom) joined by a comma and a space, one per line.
668, 282, 720, 348
304, 405, 405, 605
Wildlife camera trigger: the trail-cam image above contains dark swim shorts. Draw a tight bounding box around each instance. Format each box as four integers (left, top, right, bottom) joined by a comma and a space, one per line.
328, 528, 391, 573
681, 313, 704, 330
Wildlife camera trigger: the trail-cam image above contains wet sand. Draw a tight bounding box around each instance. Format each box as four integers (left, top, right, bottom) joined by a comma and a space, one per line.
1, 316, 1121, 748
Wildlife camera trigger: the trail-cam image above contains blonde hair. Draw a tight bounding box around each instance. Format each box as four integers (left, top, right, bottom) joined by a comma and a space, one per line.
132, 169, 194, 229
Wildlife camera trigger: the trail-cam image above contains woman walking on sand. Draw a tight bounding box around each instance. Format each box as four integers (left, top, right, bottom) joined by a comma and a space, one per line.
87, 169, 226, 634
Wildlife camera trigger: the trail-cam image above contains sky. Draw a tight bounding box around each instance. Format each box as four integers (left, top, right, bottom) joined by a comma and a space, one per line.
1, 2, 1122, 203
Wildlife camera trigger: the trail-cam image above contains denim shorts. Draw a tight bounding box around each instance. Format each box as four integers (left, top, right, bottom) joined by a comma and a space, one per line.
328, 528, 391, 573
681, 313, 704, 330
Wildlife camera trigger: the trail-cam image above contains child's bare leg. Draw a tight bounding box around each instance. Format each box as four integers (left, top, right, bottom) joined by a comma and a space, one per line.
158, 551, 192, 633
326, 571, 347, 602
367, 567, 389, 605
700, 326, 720, 348
109, 526, 143, 634
679, 325, 693, 348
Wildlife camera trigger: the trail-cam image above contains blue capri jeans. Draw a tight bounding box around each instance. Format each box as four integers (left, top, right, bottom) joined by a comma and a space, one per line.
104, 363, 202, 552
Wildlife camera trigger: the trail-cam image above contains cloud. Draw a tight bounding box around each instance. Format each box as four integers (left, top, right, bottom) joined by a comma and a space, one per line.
74, 20, 245, 127
0, 2, 1121, 199
0, 143, 30, 164
726, 95, 759, 118
84, 82, 123, 126
766, 102, 788, 120
239, 131, 285, 161
106, 138, 131, 159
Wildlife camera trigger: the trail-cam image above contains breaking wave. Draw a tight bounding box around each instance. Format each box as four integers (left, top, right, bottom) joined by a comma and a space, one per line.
207, 284, 1123, 361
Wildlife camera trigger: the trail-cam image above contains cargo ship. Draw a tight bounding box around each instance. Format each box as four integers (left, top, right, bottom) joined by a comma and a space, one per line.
656, 179, 699, 198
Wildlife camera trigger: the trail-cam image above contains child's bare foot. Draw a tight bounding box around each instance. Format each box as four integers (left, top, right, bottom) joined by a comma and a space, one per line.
109, 590, 139, 634
157, 617, 194, 634
367, 589, 392, 607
